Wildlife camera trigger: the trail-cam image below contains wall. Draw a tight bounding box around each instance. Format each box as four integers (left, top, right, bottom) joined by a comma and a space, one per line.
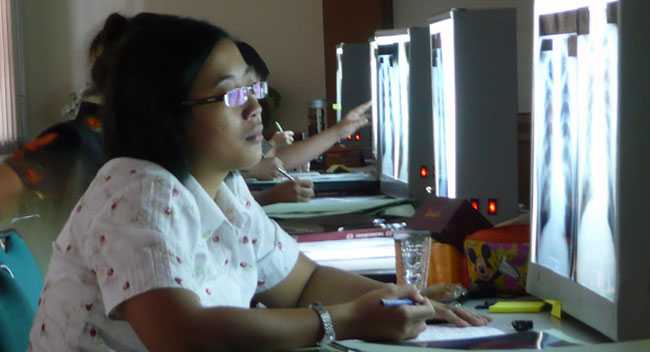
322, 0, 393, 126
19, 0, 325, 271
393, 0, 533, 113
22, 0, 325, 138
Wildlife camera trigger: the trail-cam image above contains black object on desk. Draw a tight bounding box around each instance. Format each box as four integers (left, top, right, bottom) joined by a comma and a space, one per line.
474, 300, 497, 310
512, 320, 534, 332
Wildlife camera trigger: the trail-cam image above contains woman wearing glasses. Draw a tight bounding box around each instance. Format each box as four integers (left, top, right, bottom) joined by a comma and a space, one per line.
30, 13, 487, 351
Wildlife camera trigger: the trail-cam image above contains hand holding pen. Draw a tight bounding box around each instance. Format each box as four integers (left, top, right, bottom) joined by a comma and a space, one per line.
380, 287, 491, 328
271, 121, 294, 147
276, 167, 296, 181
345, 285, 434, 341
274, 167, 314, 202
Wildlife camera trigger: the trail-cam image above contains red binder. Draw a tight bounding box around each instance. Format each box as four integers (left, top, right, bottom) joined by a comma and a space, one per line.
293, 227, 392, 243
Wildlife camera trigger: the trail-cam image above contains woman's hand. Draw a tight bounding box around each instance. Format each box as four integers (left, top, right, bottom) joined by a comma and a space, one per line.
420, 284, 490, 326
429, 300, 491, 327
421, 283, 467, 303
246, 157, 284, 180
347, 284, 435, 342
269, 131, 295, 148
265, 180, 315, 204
335, 102, 371, 139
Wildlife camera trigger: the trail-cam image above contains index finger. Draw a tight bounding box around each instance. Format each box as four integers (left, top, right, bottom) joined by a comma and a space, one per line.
450, 306, 491, 326
351, 101, 372, 114
297, 179, 314, 187
384, 285, 427, 306
440, 307, 471, 327
403, 302, 436, 321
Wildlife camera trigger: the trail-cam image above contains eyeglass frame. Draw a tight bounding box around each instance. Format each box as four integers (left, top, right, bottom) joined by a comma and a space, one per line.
181, 81, 268, 108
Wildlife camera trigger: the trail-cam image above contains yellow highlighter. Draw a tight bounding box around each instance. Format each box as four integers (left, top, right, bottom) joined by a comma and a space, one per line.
488, 301, 549, 314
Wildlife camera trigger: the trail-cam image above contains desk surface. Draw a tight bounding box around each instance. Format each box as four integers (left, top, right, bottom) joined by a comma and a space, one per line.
297, 298, 650, 351
468, 299, 610, 344
332, 339, 650, 351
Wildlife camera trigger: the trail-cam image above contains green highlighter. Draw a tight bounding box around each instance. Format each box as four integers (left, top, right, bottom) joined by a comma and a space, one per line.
489, 301, 549, 313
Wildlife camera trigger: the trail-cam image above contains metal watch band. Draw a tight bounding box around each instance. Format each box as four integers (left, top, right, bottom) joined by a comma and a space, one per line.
309, 302, 336, 345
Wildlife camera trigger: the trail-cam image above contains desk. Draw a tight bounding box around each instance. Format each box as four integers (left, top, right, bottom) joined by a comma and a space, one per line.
270, 197, 413, 278
399, 298, 610, 348
330, 339, 650, 351
248, 172, 379, 195
297, 298, 650, 351
465, 299, 610, 344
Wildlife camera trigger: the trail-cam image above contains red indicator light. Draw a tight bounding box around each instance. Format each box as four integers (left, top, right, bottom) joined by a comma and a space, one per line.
354, 133, 362, 141
419, 166, 429, 178
470, 199, 480, 211
487, 199, 498, 215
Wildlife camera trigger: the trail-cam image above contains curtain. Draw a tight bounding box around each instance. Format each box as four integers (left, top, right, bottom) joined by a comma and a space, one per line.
0, 0, 17, 151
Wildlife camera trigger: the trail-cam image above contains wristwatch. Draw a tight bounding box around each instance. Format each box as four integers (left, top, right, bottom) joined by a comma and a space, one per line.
309, 302, 336, 345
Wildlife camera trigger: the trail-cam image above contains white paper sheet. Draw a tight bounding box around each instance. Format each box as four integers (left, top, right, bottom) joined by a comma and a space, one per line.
410, 324, 505, 342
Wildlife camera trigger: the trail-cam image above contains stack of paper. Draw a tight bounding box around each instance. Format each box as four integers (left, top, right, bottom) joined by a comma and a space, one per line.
409, 325, 505, 342
299, 237, 396, 274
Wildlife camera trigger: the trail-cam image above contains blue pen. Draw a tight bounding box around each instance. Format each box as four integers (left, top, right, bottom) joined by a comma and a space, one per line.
380, 298, 416, 307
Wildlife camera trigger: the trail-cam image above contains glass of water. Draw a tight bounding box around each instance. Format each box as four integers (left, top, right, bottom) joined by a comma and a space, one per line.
394, 229, 432, 290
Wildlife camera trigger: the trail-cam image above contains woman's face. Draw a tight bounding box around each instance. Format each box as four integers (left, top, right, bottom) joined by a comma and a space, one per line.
186, 39, 263, 173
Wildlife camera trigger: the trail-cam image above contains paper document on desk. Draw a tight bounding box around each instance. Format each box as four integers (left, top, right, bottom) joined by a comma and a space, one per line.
330, 326, 505, 352
263, 196, 412, 219
410, 324, 505, 342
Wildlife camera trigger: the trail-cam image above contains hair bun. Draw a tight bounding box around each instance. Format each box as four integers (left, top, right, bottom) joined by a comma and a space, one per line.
101, 13, 129, 46
89, 13, 130, 95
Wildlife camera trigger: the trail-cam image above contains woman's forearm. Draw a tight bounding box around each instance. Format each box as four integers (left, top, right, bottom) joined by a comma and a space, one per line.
187, 304, 356, 352
297, 265, 387, 307
275, 126, 343, 170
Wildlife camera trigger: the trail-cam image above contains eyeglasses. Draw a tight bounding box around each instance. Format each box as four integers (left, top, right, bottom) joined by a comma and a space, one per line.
182, 81, 268, 108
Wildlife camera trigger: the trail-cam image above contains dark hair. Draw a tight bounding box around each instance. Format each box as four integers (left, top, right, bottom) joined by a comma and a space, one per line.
235, 41, 278, 136
235, 41, 270, 80
89, 13, 129, 95
103, 13, 231, 181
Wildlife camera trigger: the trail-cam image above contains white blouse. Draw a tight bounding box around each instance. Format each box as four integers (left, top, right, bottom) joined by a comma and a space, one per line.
29, 157, 300, 351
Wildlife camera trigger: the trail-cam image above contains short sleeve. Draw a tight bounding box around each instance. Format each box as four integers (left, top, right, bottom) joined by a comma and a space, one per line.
226, 174, 300, 293
81, 174, 202, 317
254, 219, 300, 293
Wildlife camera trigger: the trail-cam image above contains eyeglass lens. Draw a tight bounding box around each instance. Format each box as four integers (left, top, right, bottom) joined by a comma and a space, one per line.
224, 82, 267, 107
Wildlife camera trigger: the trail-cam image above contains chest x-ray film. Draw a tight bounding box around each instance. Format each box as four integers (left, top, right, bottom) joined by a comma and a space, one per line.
430, 19, 455, 199
533, 1, 617, 301
376, 44, 410, 184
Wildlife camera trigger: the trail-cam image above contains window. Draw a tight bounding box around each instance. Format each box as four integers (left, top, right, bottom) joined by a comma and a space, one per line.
0, 0, 20, 152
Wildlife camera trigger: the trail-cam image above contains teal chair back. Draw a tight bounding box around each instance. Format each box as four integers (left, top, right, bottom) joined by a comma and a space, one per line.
0, 229, 43, 352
